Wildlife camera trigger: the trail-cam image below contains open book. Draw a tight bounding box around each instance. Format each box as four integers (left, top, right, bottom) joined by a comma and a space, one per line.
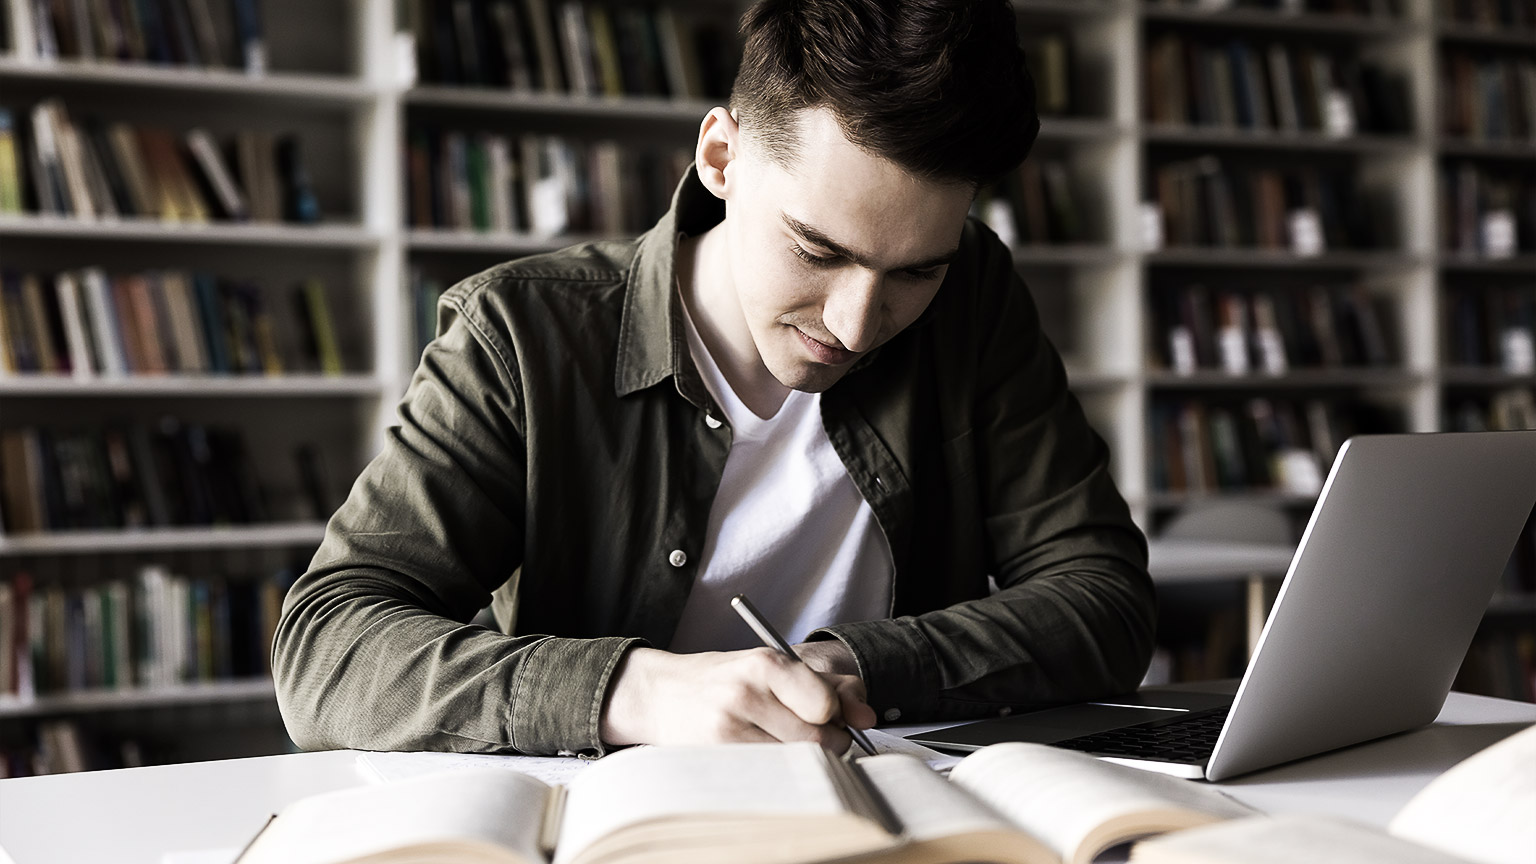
1130, 722, 1536, 864
236, 741, 1254, 864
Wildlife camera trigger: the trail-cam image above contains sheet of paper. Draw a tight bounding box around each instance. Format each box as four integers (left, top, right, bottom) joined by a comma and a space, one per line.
355, 749, 591, 786
863, 728, 963, 773
1389, 723, 1536, 864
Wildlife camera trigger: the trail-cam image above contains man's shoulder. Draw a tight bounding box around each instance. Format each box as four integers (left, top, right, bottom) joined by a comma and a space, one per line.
445, 236, 635, 301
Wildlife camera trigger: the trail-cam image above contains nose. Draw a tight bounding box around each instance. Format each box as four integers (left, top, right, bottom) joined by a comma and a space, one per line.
822, 271, 883, 354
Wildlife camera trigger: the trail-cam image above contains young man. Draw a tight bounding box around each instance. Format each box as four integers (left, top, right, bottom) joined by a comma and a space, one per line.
273, 0, 1155, 758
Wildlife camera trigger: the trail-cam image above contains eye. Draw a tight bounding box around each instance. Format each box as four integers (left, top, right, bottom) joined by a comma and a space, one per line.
899, 266, 944, 282
790, 244, 836, 266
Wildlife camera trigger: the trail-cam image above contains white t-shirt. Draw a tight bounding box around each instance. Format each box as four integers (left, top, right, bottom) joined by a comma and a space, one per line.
666, 303, 894, 653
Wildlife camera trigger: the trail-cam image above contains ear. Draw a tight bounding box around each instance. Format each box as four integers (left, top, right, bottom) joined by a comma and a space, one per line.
695, 107, 739, 200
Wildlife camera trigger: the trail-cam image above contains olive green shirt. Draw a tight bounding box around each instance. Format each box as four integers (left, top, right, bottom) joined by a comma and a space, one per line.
273, 172, 1155, 757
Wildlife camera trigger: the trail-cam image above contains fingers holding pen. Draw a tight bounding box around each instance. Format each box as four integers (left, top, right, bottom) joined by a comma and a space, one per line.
599, 646, 865, 753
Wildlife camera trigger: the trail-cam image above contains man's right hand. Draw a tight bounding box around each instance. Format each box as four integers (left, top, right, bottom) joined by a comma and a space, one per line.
598, 646, 875, 754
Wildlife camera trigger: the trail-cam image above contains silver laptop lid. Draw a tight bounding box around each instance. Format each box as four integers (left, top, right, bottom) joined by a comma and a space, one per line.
1206, 431, 1536, 781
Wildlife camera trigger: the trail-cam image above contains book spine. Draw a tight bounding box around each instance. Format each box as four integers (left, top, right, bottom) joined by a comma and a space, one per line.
0, 109, 24, 214
186, 128, 249, 220
230, 0, 264, 75
302, 279, 343, 375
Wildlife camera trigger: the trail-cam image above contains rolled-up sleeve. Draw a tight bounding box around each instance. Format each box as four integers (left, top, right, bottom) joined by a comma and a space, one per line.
272, 281, 642, 755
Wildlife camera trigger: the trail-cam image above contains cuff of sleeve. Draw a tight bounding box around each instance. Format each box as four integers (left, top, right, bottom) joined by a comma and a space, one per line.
808, 618, 940, 725
509, 635, 648, 756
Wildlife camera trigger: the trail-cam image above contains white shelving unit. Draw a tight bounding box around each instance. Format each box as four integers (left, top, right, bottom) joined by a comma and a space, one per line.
0, 0, 1531, 762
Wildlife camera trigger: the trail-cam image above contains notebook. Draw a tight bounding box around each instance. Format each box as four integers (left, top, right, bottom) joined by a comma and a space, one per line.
909, 430, 1536, 781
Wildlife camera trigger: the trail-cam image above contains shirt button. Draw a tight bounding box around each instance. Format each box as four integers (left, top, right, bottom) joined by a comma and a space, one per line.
668, 550, 688, 567
705, 415, 722, 429
883, 708, 902, 723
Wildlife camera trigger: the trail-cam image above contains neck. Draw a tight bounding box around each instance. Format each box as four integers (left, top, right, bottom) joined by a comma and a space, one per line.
678, 227, 790, 418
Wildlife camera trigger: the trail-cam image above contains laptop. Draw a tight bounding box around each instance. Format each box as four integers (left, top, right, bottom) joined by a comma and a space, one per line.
908, 430, 1536, 781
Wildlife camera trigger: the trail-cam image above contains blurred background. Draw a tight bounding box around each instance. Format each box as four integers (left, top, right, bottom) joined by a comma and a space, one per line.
0, 0, 1531, 774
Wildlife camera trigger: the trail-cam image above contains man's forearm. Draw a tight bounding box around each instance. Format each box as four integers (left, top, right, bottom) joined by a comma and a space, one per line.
812, 558, 1156, 724
273, 566, 642, 756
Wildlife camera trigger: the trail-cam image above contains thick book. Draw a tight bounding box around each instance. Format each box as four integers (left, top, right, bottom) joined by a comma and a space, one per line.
235, 741, 1253, 864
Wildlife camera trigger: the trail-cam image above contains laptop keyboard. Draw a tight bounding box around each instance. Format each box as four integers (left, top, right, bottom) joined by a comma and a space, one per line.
1050, 706, 1231, 763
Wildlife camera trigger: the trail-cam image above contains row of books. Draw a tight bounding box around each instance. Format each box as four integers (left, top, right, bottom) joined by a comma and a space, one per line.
1446, 388, 1536, 432
0, 565, 291, 699
407, 128, 691, 236
6, 0, 266, 73
405, 0, 733, 100
0, 100, 320, 223
0, 420, 294, 534
1439, 162, 1536, 258
1444, 287, 1536, 371
1437, 0, 1536, 29
1150, 156, 1387, 252
974, 158, 1088, 247
1151, 283, 1395, 376
0, 268, 345, 378
0, 719, 146, 777
1149, 396, 1398, 495
1144, 34, 1413, 135
1440, 53, 1536, 144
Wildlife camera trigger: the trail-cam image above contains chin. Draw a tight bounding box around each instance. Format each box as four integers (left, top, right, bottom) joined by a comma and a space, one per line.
770, 360, 846, 394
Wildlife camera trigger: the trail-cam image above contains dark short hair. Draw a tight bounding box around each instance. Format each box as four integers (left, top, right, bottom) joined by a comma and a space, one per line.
729, 0, 1039, 188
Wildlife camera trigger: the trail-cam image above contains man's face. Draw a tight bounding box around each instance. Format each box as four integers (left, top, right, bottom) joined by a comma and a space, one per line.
719, 108, 974, 394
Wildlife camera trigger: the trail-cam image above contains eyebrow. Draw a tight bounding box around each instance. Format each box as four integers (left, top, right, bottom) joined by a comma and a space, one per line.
781, 213, 959, 272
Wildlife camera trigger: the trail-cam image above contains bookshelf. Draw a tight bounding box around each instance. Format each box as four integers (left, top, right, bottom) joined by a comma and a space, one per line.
0, 0, 1532, 774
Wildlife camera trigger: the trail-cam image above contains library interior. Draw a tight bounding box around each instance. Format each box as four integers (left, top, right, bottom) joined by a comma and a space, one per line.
0, 0, 1533, 858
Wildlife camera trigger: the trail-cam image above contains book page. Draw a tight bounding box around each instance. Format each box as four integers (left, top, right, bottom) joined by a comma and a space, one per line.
238, 768, 550, 864
551, 743, 853, 864
857, 753, 1015, 842
1131, 814, 1478, 864
1388, 723, 1536, 864
948, 743, 1256, 864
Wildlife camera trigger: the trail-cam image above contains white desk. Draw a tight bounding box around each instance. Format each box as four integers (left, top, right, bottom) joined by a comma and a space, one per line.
1, 692, 1532, 864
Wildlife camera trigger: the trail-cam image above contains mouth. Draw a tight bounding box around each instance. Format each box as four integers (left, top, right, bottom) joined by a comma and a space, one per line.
793, 327, 859, 366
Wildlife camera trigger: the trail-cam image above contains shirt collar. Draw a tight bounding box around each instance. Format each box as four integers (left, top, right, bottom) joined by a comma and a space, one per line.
614, 168, 722, 400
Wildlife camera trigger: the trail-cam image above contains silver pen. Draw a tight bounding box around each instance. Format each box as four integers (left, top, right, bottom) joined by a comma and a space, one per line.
730, 593, 878, 757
